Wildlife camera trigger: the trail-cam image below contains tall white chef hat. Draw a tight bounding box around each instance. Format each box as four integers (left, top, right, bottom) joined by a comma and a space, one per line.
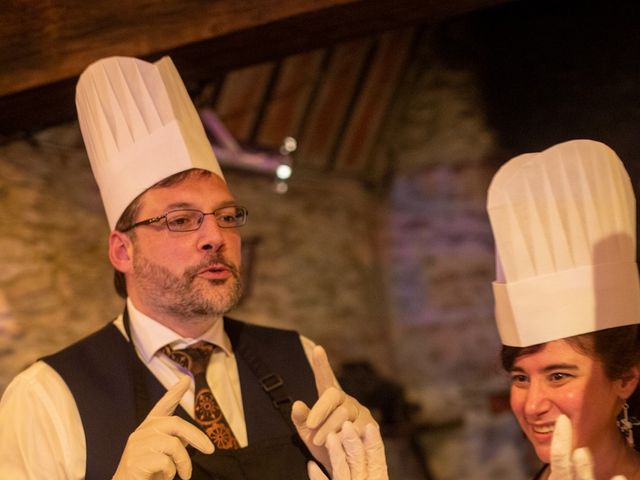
76, 56, 224, 230
487, 139, 640, 347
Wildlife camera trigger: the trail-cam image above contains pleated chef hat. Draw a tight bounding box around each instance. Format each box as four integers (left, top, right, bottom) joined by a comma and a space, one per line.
76, 56, 224, 230
487, 139, 640, 347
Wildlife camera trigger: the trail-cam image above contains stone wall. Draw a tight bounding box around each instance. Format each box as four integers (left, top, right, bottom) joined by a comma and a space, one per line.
0, 127, 119, 388
377, 30, 532, 479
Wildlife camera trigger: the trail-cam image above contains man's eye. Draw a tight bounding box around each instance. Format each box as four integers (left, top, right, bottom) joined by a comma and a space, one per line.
170, 216, 190, 225
167, 213, 198, 229
510, 374, 528, 386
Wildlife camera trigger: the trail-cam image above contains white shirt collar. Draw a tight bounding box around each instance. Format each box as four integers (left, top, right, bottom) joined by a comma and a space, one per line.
126, 298, 233, 363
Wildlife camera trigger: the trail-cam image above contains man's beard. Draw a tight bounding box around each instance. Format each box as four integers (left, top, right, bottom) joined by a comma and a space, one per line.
132, 253, 243, 319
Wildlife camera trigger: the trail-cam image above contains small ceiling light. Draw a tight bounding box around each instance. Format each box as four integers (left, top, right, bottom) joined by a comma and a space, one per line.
275, 180, 289, 194
281, 136, 297, 154
276, 163, 292, 180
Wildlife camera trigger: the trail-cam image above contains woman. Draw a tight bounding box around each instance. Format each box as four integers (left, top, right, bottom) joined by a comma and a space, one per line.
502, 327, 640, 479
313, 139, 640, 480
488, 139, 640, 479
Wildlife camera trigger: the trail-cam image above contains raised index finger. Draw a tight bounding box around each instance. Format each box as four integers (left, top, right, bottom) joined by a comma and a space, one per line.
149, 376, 191, 417
311, 345, 338, 395
572, 447, 595, 480
550, 414, 573, 479
146, 377, 215, 455
363, 423, 388, 480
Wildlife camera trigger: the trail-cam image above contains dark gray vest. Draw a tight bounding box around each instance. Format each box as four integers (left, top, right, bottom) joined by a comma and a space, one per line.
43, 317, 318, 479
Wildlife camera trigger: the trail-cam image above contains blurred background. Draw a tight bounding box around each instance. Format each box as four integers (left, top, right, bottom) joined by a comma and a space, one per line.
1, 0, 639, 477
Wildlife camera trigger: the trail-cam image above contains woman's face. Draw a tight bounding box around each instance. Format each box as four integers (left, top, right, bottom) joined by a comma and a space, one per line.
509, 339, 626, 463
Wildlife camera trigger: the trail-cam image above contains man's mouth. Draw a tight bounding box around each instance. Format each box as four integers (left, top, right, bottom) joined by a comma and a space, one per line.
200, 263, 227, 273
197, 263, 231, 279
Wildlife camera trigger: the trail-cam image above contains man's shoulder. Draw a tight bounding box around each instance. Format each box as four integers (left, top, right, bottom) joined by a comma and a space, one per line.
39, 319, 138, 419
2, 360, 67, 396
224, 317, 298, 334
42, 321, 126, 370
223, 317, 303, 348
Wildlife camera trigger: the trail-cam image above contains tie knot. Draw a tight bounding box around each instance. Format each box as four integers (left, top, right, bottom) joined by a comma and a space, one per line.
162, 340, 215, 376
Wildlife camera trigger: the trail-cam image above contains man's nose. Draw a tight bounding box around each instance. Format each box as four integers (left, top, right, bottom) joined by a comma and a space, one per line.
197, 215, 224, 252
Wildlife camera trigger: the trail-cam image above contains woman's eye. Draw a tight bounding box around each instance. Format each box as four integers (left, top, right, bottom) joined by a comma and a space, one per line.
550, 372, 572, 382
511, 374, 528, 386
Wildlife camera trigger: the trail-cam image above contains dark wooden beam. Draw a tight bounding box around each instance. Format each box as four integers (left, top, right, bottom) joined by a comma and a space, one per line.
1, 0, 358, 97
0, 0, 511, 138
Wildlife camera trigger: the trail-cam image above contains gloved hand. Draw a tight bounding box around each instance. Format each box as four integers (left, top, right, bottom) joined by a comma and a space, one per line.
307, 421, 388, 480
549, 414, 628, 480
112, 376, 214, 480
292, 345, 379, 473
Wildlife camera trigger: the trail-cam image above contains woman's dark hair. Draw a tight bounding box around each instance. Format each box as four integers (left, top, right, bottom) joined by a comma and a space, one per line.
501, 325, 640, 380
112, 169, 215, 298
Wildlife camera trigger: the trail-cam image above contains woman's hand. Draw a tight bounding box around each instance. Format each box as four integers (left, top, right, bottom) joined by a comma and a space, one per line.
549, 414, 627, 480
307, 421, 388, 480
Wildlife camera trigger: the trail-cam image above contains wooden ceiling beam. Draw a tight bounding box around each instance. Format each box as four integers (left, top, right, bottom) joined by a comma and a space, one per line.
1, 0, 358, 97
0, 0, 509, 137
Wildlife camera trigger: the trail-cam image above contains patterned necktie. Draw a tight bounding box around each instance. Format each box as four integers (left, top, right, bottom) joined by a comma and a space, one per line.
162, 341, 240, 450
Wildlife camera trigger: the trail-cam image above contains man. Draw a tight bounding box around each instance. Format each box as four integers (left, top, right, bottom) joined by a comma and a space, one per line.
0, 55, 377, 479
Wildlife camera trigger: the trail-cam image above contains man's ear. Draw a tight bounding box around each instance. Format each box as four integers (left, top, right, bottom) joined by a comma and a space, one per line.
108, 230, 134, 273
616, 365, 640, 400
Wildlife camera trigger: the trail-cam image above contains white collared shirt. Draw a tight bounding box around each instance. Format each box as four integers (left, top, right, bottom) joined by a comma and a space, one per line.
0, 300, 316, 479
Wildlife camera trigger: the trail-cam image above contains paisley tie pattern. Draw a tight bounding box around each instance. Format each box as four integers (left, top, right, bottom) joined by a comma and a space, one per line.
162, 341, 240, 450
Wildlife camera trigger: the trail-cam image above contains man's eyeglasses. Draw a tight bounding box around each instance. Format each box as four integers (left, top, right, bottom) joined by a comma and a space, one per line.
122, 206, 248, 232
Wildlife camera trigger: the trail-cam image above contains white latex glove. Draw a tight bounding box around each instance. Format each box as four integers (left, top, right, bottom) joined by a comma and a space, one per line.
112, 376, 215, 480
291, 345, 378, 472
307, 421, 388, 480
549, 414, 628, 480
